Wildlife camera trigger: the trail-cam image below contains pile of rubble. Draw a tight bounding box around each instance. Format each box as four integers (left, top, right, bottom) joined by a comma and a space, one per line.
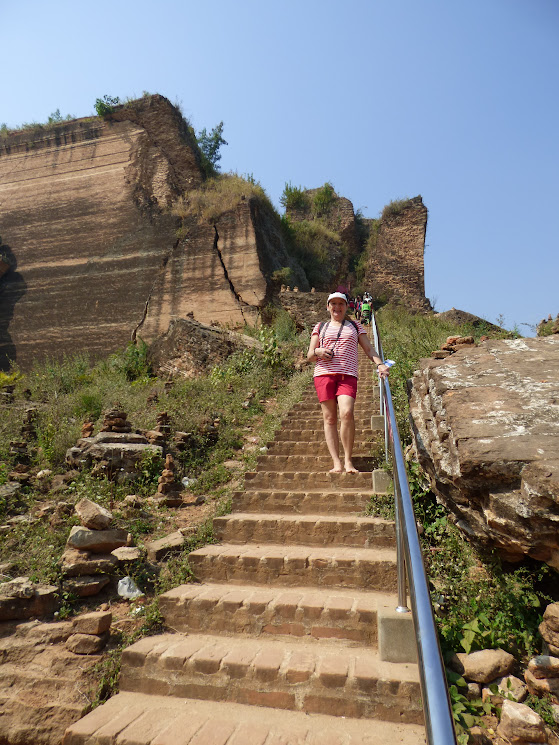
60, 498, 138, 598
65, 609, 113, 655
447, 602, 559, 743
431, 334, 476, 359
66, 407, 163, 483
538, 313, 559, 336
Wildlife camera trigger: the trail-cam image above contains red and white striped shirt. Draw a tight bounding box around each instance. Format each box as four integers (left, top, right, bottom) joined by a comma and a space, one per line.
312, 320, 366, 378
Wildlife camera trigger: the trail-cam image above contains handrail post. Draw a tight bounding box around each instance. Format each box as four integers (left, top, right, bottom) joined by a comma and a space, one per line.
392, 456, 410, 613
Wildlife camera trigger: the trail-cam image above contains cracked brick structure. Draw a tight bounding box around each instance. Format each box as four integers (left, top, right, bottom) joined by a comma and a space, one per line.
0, 96, 305, 370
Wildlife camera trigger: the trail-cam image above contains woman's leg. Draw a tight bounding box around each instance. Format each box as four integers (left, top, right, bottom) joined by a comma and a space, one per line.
338, 394, 357, 472
320, 398, 343, 473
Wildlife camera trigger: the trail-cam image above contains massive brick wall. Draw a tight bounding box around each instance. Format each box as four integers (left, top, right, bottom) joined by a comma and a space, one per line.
139, 197, 308, 338
0, 97, 429, 370
0, 97, 305, 369
0, 96, 202, 369
365, 196, 430, 311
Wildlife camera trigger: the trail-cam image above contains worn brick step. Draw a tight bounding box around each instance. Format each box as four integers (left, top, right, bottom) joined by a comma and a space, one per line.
244, 470, 374, 490
266, 441, 378, 457
291, 401, 379, 412
214, 513, 396, 549
284, 405, 378, 416
63, 690, 426, 744
188, 543, 398, 591
0, 665, 81, 695
233, 489, 373, 515
117, 633, 422, 724
273, 428, 377, 442
159, 582, 395, 645
254, 455, 378, 473
281, 408, 380, 429
280, 417, 379, 430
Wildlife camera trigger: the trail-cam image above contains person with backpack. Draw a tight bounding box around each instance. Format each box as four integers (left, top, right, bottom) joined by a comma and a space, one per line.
361, 297, 372, 325
306, 292, 389, 473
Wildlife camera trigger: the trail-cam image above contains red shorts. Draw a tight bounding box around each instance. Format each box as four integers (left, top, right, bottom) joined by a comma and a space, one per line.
314, 374, 358, 402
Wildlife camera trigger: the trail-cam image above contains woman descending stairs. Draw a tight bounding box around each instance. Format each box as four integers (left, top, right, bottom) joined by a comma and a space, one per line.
64, 350, 426, 745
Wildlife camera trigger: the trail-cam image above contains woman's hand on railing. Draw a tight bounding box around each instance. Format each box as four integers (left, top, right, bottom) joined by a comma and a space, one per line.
377, 363, 390, 379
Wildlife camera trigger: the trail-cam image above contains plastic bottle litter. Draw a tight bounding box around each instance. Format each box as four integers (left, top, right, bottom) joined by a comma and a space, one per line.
117, 576, 144, 599
181, 477, 196, 488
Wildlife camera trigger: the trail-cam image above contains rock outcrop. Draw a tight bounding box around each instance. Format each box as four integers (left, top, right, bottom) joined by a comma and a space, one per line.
147, 316, 262, 377
409, 336, 559, 567
0, 619, 97, 744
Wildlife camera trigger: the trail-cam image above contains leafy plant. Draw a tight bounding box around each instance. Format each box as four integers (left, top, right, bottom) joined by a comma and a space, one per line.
106, 340, 152, 382
196, 121, 227, 176
173, 173, 275, 226
259, 327, 282, 368
94, 95, 121, 117
285, 219, 342, 289
312, 182, 336, 216
381, 198, 410, 220
446, 669, 492, 742
134, 449, 163, 497
280, 182, 310, 211
271, 267, 294, 286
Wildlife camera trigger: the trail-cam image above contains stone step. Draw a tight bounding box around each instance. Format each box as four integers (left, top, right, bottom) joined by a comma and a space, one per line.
63, 691, 426, 744
279, 417, 379, 430
214, 513, 396, 549
188, 543, 398, 591
273, 427, 378, 441
159, 582, 395, 645
117, 633, 422, 724
266, 441, 378, 457
291, 401, 379, 413
255, 455, 378, 473
233, 489, 374, 515
293, 404, 379, 415
244, 470, 374, 490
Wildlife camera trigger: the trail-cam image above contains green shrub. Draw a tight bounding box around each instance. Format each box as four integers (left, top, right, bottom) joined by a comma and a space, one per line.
312, 182, 336, 217
280, 182, 310, 211
287, 219, 342, 289
381, 198, 410, 220
173, 173, 276, 225
105, 341, 152, 382
94, 95, 121, 117
271, 267, 294, 286
272, 308, 298, 342
196, 121, 227, 177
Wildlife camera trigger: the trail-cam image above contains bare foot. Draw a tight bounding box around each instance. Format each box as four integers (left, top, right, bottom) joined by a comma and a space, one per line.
345, 464, 359, 473
329, 466, 343, 474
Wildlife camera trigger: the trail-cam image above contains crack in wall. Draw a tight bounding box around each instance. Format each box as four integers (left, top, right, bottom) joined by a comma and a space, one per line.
131, 238, 180, 343
213, 225, 248, 323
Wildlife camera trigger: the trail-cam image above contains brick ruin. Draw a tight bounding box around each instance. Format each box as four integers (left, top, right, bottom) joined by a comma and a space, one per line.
364, 196, 431, 311
0, 96, 430, 370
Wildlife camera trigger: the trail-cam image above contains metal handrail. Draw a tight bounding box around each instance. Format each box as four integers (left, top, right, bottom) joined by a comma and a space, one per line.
370, 311, 457, 745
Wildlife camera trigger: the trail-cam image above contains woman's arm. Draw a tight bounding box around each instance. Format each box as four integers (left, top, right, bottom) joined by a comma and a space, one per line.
307, 334, 333, 362
358, 333, 390, 378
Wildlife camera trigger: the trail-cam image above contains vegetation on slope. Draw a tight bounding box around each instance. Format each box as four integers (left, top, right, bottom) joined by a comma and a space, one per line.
368, 305, 558, 739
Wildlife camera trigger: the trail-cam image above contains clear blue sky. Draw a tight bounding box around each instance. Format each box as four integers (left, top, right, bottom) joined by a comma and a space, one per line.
3, 0, 558, 334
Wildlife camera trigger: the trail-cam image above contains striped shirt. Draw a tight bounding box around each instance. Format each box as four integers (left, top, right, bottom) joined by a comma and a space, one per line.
312, 320, 367, 378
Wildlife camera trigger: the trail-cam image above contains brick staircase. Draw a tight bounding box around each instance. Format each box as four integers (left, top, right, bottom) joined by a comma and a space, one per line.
64, 352, 426, 745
